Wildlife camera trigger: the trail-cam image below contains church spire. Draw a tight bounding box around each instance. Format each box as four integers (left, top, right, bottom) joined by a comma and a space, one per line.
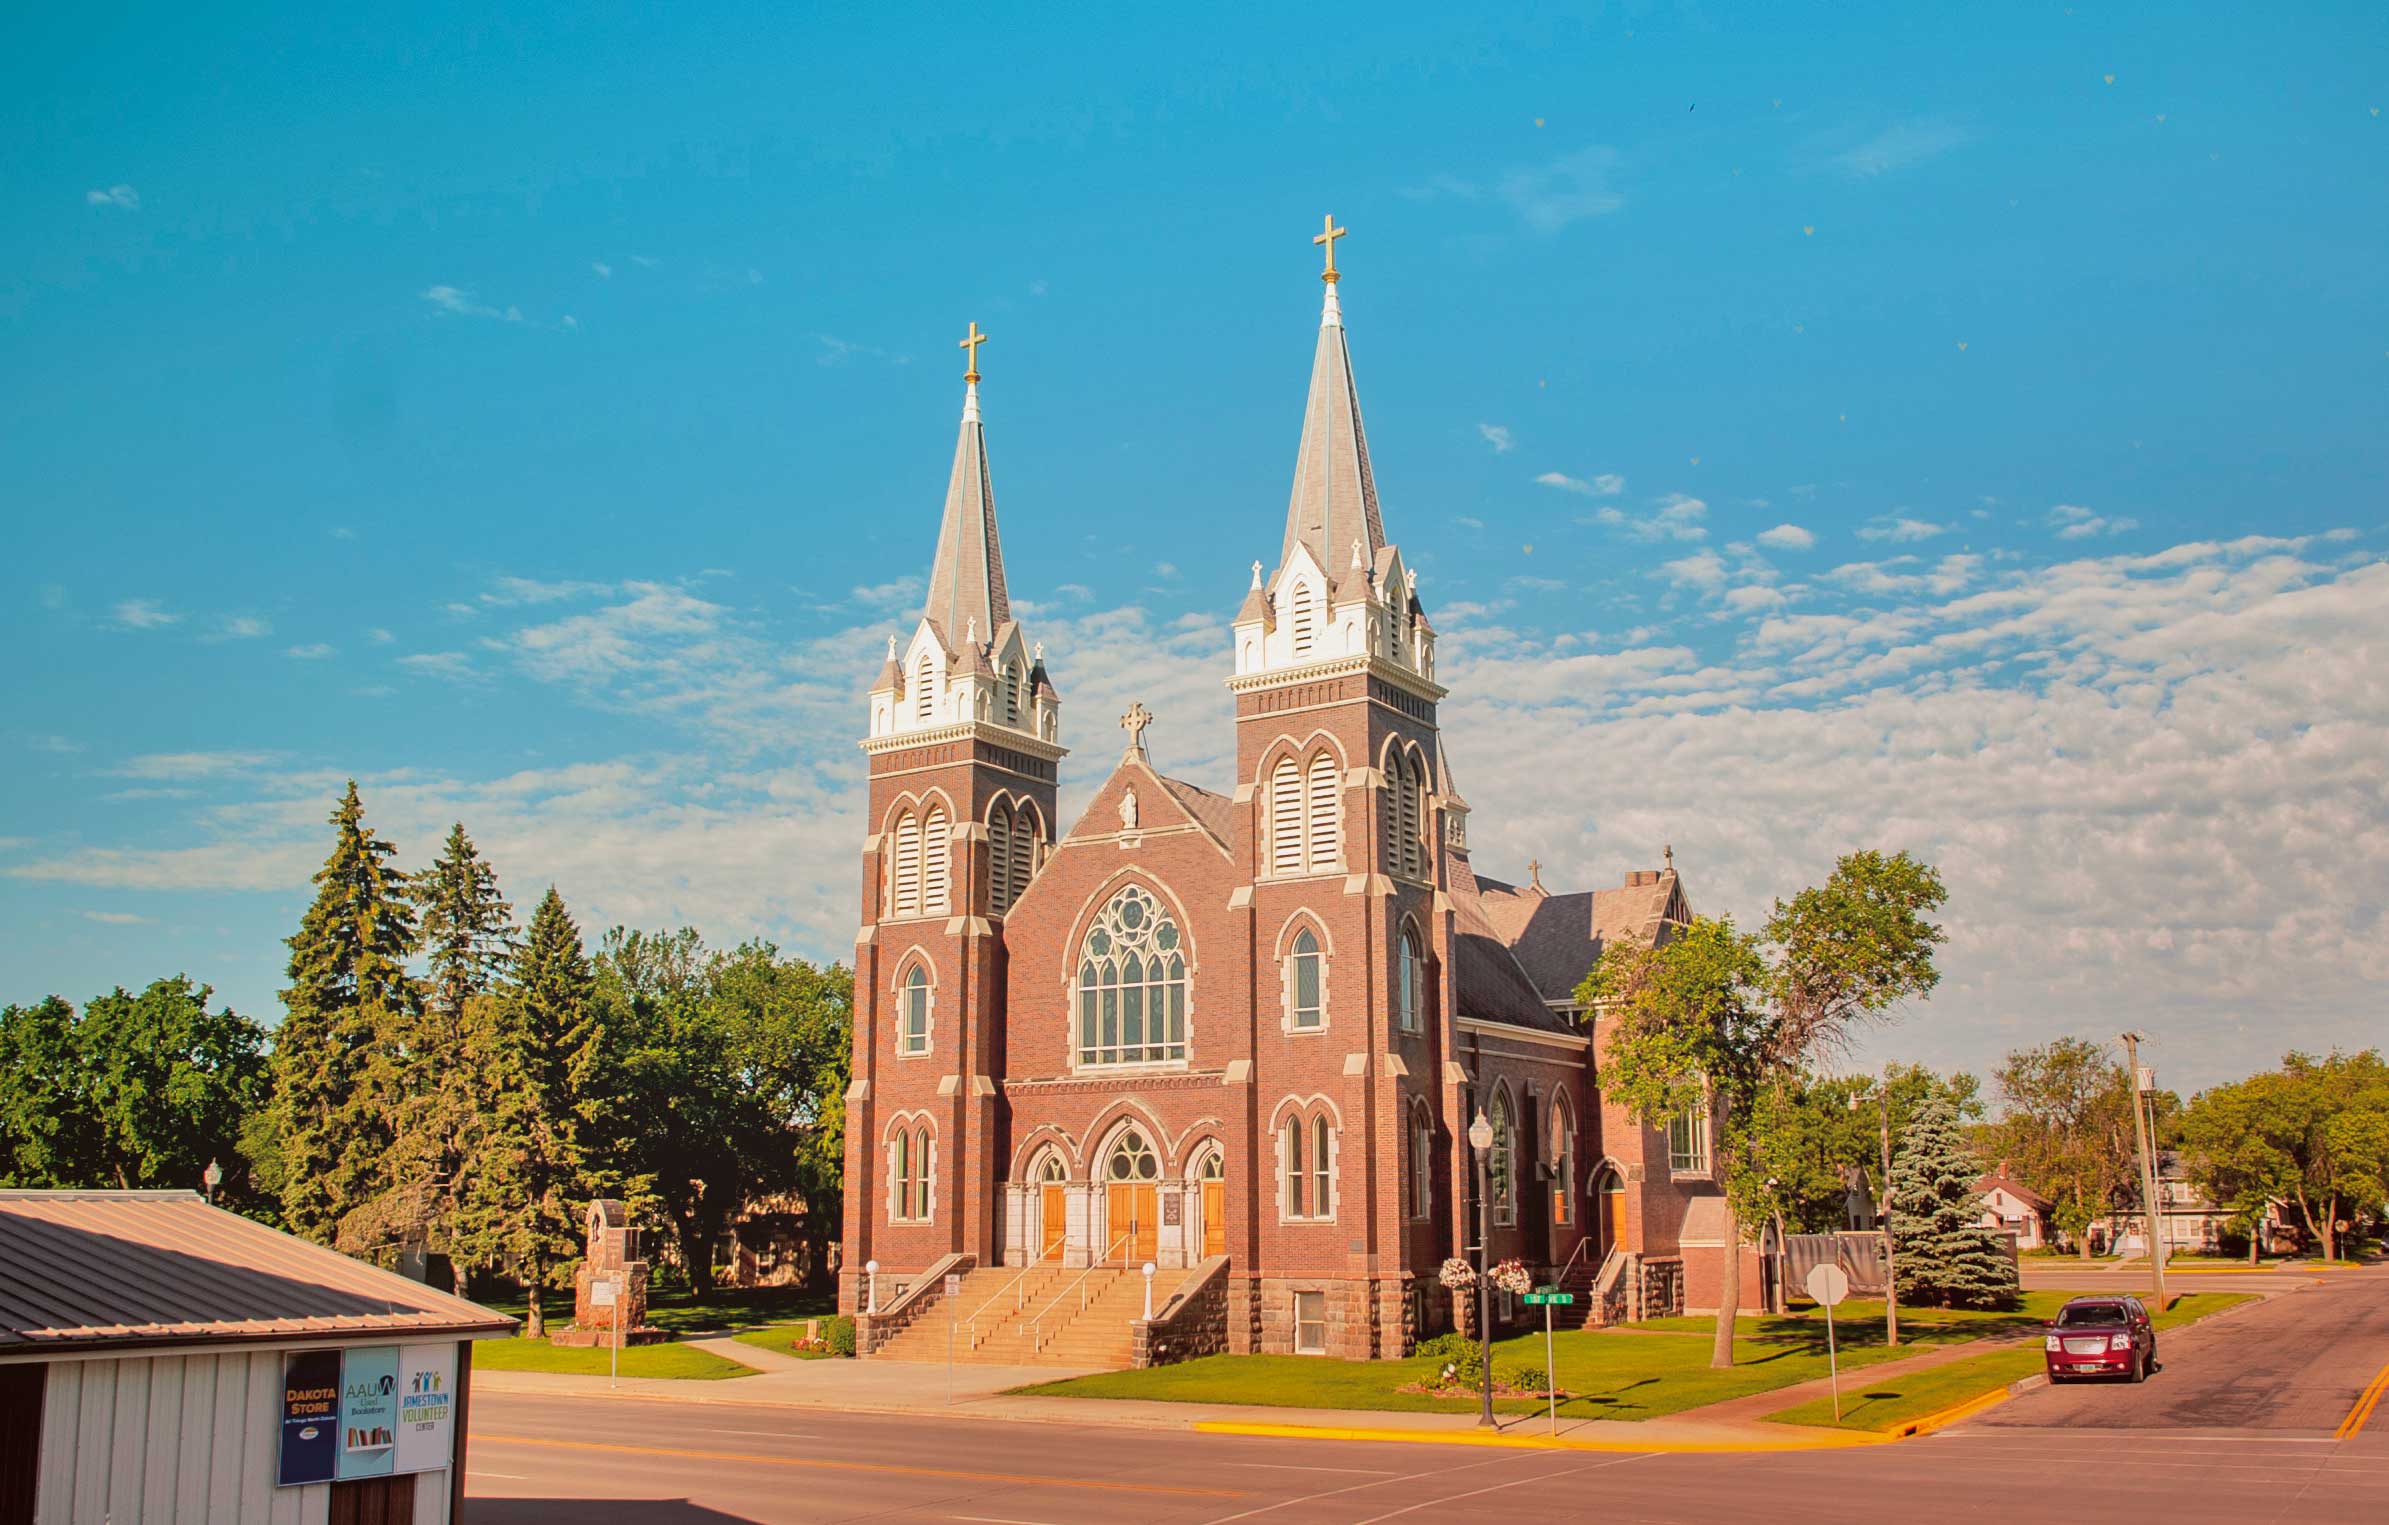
1279, 214, 1385, 579
922, 320, 1009, 645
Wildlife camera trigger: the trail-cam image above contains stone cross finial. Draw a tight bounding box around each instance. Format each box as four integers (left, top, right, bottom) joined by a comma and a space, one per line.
1664, 843, 1675, 871
1120, 701, 1153, 755
1351, 538, 1366, 570
1528, 858, 1543, 891
1250, 560, 1264, 590
1034, 640, 1044, 661
965, 615, 978, 645
886, 633, 897, 659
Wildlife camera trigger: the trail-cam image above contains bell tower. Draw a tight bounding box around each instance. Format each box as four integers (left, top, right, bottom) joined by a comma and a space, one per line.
841, 323, 1065, 1312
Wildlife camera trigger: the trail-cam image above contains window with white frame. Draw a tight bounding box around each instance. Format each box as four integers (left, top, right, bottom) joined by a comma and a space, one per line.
1293, 1290, 1327, 1353
1075, 886, 1187, 1067
889, 1125, 934, 1222
1488, 1090, 1516, 1226
1409, 1103, 1434, 1219
1396, 926, 1425, 1034
897, 964, 930, 1055
1287, 926, 1324, 1030
1549, 1098, 1576, 1227
1668, 1107, 1711, 1175
1311, 1113, 1332, 1218
1280, 1111, 1336, 1222
1267, 750, 1342, 877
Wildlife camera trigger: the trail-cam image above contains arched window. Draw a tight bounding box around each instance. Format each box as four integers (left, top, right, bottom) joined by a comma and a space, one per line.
1004, 662, 1022, 724
1075, 886, 1188, 1067
1038, 1151, 1067, 1184
898, 964, 930, 1055
1009, 806, 1035, 908
914, 652, 937, 723
1489, 1090, 1516, 1226
1290, 578, 1318, 656
1305, 751, 1339, 868
1549, 1096, 1576, 1227
1269, 757, 1303, 875
1398, 748, 1426, 878
1105, 1128, 1161, 1181
890, 808, 923, 917
923, 803, 950, 913
1397, 925, 1425, 1034
890, 1124, 934, 1222
1287, 926, 1323, 1030
989, 800, 1015, 914
1410, 1102, 1435, 1219
1282, 1115, 1306, 1219
1198, 1149, 1223, 1180
1312, 1113, 1332, 1219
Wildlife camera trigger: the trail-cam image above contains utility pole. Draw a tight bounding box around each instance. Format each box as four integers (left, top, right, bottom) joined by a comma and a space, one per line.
1876, 1067, 1899, 1346
2120, 1032, 2167, 1309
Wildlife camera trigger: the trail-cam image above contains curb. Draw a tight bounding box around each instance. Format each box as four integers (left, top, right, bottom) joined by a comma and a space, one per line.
1190, 1419, 1893, 1454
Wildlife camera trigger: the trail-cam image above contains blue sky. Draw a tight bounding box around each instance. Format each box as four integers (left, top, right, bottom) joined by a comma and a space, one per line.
5, 3, 2384, 1094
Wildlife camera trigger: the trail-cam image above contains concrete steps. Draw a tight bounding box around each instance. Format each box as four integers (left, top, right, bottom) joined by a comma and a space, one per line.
872, 1263, 1188, 1369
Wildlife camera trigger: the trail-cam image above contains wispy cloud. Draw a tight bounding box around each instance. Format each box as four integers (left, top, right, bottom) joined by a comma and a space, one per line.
2048, 504, 2140, 540
1590, 494, 1709, 543
111, 599, 179, 630
1826, 120, 1971, 179
1403, 145, 1625, 233
1535, 471, 1623, 498
399, 651, 479, 679
421, 285, 523, 323
1478, 424, 1515, 454
591, 261, 613, 278
205, 615, 271, 642
110, 751, 275, 781
1757, 523, 1817, 551
85, 184, 139, 210
482, 576, 614, 606
286, 643, 336, 660
1857, 515, 1951, 543
816, 335, 910, 367
79, 909, 151, 925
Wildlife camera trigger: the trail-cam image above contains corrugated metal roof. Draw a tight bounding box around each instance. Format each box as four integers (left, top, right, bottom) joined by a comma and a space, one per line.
0, 1190, 516, 1355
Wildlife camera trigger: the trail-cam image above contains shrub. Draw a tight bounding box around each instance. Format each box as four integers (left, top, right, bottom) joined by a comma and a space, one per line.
1500, 1363, 1552, 1395
1415, 1332, 1470, 1363
825, 1314, 856, 1358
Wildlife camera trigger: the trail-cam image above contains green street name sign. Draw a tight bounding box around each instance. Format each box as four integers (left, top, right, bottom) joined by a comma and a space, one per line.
1521, 1290, 1575, 1306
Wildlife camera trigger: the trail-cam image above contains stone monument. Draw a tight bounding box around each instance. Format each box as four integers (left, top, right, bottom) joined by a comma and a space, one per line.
553, 1198, 667, 1346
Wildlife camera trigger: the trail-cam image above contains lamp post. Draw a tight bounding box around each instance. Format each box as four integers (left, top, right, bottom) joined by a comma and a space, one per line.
1468, 1108, 1496, 1430
201, 1158, 222, 1206
865, 1258, 880, 1315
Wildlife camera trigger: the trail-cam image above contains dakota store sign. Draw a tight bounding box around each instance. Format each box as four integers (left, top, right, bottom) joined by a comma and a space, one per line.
277, 1343, 456, 1487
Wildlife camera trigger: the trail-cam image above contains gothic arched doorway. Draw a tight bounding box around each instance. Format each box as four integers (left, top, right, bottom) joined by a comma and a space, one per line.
1103, 1127, 1161, 1264
1193, 1145, 1226, 1260
1591, 1164, 1627, 1260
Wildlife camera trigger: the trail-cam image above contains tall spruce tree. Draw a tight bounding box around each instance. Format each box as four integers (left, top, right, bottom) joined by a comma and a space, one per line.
270, 783, 421, 1245
394, 823, 515, 1290
1888, 1096, 2021, 1309
463, 886, 605, 1336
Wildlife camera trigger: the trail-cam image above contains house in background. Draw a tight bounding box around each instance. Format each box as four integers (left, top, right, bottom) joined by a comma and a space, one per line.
1974, 1162, 2056, 1251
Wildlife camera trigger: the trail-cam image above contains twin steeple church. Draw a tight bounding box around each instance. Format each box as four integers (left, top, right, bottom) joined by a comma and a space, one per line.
840, 222, 1743, 1364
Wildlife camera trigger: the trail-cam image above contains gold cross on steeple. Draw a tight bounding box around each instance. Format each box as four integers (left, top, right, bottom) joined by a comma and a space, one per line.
1313, 214, 1347, 284
959, 321, 989, 383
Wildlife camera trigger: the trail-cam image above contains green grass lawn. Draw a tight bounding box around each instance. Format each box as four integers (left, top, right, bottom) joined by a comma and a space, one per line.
1014, 1293, 2257, 1424
476, 1284, 835, 1337
1766, 1293, 2252, 1432
470, 1335, 761, 1380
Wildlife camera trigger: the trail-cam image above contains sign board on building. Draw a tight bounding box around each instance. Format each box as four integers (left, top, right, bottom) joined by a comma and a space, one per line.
1162, 1195, 1182, 1227
278, 1344, 458, 1488
590, 1278, 619, 1307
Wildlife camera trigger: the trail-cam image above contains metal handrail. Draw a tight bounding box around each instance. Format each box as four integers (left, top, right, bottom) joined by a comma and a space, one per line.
965, 1250, 1051, 1349
1026, 1233, 1132, 1352
1555, 1233, 1597, 1290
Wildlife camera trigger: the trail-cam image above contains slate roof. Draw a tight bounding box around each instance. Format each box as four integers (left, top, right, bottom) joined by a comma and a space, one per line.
1155, 774, 1235, 847
1471, 865, 1692, 1008
922, 380, 1010, 646
0, 1190, 516, 1356
1445, 858, 1577, 1034
1278, 288, 1386, 582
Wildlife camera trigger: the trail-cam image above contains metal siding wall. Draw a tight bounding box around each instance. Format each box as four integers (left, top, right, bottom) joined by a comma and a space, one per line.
175, 1357, 216, 1516
68, 1357, 112, 1522
139, 1356, 185, 1522
33, 1362, 77, 1525
205, 1354, 245, 1522
239, 1354, 280, 1523
104, 1361, 148, 1521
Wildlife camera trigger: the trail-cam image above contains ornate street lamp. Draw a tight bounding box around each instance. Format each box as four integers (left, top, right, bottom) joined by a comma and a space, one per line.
1467, 1108, 1496, 1429
201, 1158, 222, 1206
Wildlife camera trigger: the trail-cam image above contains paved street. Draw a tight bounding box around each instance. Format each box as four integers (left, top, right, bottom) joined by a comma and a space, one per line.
467, 1272, 2389, 1523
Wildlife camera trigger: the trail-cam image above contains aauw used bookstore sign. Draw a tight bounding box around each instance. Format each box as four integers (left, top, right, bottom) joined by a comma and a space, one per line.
277, 1344, 456, 1487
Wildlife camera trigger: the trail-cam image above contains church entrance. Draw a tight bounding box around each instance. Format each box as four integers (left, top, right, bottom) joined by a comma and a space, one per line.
1594, 1166, 1626, 1259
1103, 1129, 1162, 1265
1035, 1152, 1068, 1262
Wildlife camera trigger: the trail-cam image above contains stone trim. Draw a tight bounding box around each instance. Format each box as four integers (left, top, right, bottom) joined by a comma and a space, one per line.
855, 1251, 974, 1355
1132, 1254, 1230, 1367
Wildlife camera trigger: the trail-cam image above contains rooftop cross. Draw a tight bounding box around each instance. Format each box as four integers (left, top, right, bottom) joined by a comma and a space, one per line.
1313, 214, 1347, 284
1120, 701, 1153, 756
1528, 857, 1543, 891
960, 320, 989, 383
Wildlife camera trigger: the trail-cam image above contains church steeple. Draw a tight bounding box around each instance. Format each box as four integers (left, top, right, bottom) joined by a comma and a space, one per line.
922, 320, 1009, 647
1278, 214, 1385, 581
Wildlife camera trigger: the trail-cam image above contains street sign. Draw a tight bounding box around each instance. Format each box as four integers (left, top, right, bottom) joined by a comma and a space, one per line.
590, 1279, 618, 1307
1521, 1291, 1575, 1306
945, 1273, 963, 1297
1804, 1263, 1850, 1308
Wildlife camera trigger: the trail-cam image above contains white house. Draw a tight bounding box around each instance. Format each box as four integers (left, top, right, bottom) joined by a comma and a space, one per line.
0, 1189, 514, 1525
1973, 1163, 2057, 1251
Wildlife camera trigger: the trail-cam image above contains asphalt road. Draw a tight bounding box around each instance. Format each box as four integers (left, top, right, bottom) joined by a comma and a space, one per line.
465, 1273, 2389, 1524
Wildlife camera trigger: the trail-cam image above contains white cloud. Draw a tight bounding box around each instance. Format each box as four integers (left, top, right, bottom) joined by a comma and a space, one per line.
482, 576, 614, 606
1660, 550, 1728, 589
1535, 471, 1623, 498
109, 751, 276, 781
111, 599, 179, 630
286, 643, 336, 660
79, 910, 150, 925
421, 285, 523, 323
815, 335, 909, 367
592, 261, 613, 278
208, 615, 271, 641
1500, 146, 1625, 232
1757, 523, 1817, 551
368, 628, 394, 643
1827, 120, 1970, 179
1593, 494, 1709, 543
1858, 515, 1951, 543
2049, 504, 2140, 540
85, 185, 139, 210
1478, 424, 1514, 454
399, 651, 479, 679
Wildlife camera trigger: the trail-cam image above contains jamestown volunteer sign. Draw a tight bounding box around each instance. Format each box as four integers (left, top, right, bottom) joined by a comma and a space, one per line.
277, 1344, 456, 1487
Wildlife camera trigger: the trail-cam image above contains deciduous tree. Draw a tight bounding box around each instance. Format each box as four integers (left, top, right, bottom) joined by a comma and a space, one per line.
2179, 1050, 2389, 1263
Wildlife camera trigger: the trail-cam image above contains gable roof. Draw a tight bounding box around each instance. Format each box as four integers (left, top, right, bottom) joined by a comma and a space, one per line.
1445, 865, 1576, 1034
1470, 864, 1693, 1007
0, 1190, 515, 1356
1974, 1165, 2057, 1212
1155, 775, 1234, 848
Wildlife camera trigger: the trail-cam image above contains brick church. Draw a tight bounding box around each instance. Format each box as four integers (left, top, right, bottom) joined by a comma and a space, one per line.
838, 222, 1754, 1364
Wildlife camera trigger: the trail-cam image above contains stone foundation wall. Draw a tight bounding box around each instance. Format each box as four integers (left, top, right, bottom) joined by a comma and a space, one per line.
855, 1253, 974, 1356
1640, 1255, 1684, 1319
1132, 1259, 1229, 1367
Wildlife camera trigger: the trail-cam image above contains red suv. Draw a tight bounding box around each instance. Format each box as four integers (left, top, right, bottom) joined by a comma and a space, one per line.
2044, 1296, 2157, 1383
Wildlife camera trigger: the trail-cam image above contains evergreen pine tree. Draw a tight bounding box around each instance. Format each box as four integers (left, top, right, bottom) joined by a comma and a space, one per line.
463, 886, 605, 1336
1888, 1095, 2021, 1310
269, 782, 421, 1245
370, 823, 517, 1290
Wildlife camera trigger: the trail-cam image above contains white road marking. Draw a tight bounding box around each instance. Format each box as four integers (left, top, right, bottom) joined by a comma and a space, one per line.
1344, 1453, 1650, 1525
949, 1516, 1067, 1525
1232, 1461, 1403, 1475
1195, 1448, 1544, 1525
467, 1470, 528, 1480
717, 1428, 830, 1439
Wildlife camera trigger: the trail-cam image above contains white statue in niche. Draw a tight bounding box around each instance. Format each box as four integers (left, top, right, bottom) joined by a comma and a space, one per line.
1118, 787, 1138, 832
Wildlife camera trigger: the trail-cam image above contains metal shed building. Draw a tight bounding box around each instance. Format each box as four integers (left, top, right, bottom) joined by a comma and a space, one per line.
0, 1190, 515, 1525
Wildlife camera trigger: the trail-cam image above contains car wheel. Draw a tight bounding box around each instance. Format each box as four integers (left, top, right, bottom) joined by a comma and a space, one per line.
2129, 1350, 2147, 1384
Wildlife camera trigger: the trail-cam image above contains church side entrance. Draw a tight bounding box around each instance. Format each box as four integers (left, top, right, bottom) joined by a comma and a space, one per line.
1103, 1128, 1162, 1265
1199, 1148, 1225, 1259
